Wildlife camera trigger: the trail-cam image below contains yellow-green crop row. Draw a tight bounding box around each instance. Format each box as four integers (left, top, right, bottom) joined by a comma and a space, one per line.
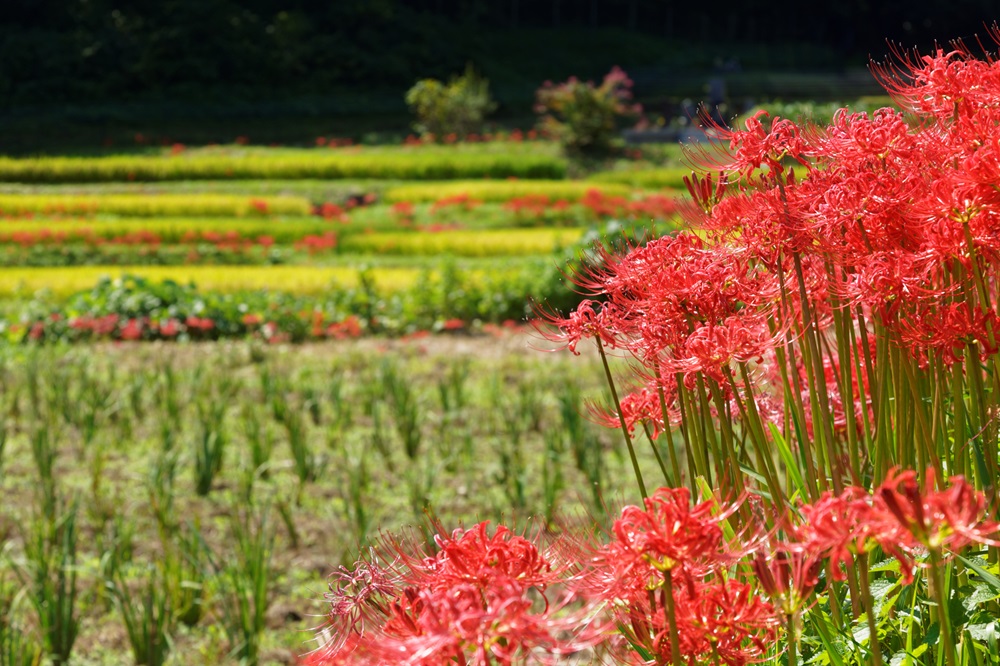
0, 152, 567, 183
0, 218, 333, 244
340, 228, 586, 257
587, 167, 691, 190
0, 266, 423, 298
0, 193, 312, 218
383, 180, 633, 203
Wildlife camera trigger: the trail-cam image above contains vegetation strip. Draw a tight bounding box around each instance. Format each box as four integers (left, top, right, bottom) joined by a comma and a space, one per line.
0, 193, 311, 217
586, 165, 692, 190
339, 228, 585, 256
0, 151, 567, 183
0, 265, 420, 296
383, 179, 632, 202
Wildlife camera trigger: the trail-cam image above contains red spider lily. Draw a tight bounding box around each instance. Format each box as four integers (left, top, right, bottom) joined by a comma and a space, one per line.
315, 202, 349, 222
309, 523, 602, 665
531, 299, 619, 355
326, 316, 362, 339
610, 487, 731, 577
792, 468, 1000, 584
587, 368, 680, 438
674, 578, 778, 666
69, 314, 119, 336
750, 547, 822, 618
504, 195, 551, 218
185, 316, 215, 333
581, 189, 629, 218
392, 201, 415, 217
874, 468, 1000, 554
295, 232, 337, 254
395, 522, 560, 595
430, 194, 481, 213
589, 385, 667, 438
566, 488, 743, 608
795, 487, 874, 581
159, 318, 180, 337
356, 582, 593, 665
120, 318, 144, 341
610, 575, 777, 666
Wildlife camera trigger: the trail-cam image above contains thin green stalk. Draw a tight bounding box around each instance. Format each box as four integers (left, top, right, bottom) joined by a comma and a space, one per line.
786, 612, 797, 666
662, 572, 681, 666
652, 359, 683, 486
707, 378, 744, 497
792, 252, 842, 493
769, 317, 819, 499
695, 375, 723, 487
728, 364, 784, 512
928, 548, 956, 666
641, 423, 672, 487
596, 338, 646, 500
856, 552, 883, 666
675, 376, 706, 490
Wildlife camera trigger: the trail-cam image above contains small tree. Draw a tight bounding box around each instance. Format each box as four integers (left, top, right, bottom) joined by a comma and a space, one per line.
405, 64, 496, 141
534, 66, 641, 158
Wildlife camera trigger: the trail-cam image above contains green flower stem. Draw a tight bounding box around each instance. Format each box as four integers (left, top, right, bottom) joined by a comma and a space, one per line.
652, 359, 683, 487
856, 552, 883, 666
928, 548, 956, 666
662, 572, 681, 666
675, 376, 705, 491
596, 338, 647, 500
786, 612, 798, 666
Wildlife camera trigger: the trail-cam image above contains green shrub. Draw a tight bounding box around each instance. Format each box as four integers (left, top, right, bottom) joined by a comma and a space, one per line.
405, 65, 497, 140
534, 67, 641, 158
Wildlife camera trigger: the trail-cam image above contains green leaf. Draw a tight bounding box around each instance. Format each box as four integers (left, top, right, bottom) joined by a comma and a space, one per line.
694, 476, 736, 542
962, 582, 1000, 612
768, 422, 807, 498
922, 622, 941, 647
959, 554, 1000, 593
967, 622, 999, 642
869, 557, 902, 574
853, 621, 871, 645
870, 577, 902, 619
736, 465, 772, 500
811, 612, 847, 666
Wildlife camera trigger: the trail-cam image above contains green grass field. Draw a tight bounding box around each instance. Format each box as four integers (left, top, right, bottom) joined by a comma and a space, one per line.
0, 137, 682, 664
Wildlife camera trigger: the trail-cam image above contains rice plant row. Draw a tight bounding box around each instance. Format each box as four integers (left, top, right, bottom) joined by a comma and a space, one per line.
0, 265, 425, 298
0, 151, 567, 183
0, 193, 312, 218
0, 341, 631, 665
382, 179, 633, 203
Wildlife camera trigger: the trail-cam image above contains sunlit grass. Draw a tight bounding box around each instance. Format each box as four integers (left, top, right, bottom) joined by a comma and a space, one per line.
0, 193, 311, 217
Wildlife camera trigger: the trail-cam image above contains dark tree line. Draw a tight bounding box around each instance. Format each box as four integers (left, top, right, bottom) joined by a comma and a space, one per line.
1, 0, 996, 108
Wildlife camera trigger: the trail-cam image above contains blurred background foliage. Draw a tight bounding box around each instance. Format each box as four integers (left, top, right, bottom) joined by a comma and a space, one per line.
1, 0, 995, 151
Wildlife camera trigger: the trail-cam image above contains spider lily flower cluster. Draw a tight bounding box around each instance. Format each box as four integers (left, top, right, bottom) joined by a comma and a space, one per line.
305, 473, 998, 666
310, 38, 1000, 666
527, 36, 1000, 666
538, 37, 1000, 503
